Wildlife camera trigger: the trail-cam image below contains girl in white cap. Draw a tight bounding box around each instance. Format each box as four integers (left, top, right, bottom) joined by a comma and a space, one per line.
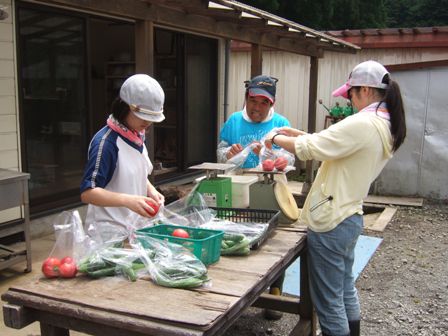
264, 60, 406, 336
80, 74, 165, 242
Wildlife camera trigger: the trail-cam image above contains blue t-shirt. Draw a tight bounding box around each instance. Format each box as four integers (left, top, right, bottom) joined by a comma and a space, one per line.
219, 111, 290, 168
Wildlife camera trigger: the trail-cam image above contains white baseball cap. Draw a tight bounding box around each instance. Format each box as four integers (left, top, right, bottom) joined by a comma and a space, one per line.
332, 60, 389, 99
120, 74, 165, 122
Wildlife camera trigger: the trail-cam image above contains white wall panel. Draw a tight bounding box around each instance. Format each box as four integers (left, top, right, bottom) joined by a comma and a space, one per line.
0, 41, 14, 59
0, 133, 18, 151
0, 115, 16, 132
262, 51, 310, 130
0, 1, 22, 225
0, 77, 15, 95
227, 52, 251, 117
0, 149, 19, 168
0, 59, 14, 77
0, 95, 15, 114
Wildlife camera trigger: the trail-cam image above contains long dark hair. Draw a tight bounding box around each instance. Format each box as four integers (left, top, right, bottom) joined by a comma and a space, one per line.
379, 74, 406, 152
110, 97, 130, 125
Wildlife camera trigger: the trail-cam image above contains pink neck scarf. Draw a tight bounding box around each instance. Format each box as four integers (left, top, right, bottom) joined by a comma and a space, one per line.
106, 114, 145, 146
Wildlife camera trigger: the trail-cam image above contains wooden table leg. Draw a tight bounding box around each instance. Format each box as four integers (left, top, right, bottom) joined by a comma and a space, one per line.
293, 249, 317, 336
40, 323, 69, 336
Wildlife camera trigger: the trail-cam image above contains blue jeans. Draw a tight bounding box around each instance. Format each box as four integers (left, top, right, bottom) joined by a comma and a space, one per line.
307, 214, 363, 336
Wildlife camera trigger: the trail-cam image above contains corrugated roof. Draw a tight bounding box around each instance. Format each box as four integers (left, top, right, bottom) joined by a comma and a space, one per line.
325, 26, 448, 48
140, 0, 359, 56
209, 0, 360, 51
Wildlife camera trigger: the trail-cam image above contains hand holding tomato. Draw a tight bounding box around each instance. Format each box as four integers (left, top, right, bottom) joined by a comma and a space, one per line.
145, 199, 160, 217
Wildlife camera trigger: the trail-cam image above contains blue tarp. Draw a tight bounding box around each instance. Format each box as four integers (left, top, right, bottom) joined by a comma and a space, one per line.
283, 235, 383, 296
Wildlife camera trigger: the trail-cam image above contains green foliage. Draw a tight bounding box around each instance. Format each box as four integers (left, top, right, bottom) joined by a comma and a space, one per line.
239, 0, 447, 29
385, 0, 448, 27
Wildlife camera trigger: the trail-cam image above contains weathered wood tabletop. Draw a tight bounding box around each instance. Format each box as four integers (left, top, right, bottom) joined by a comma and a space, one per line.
2, 229, 315, 336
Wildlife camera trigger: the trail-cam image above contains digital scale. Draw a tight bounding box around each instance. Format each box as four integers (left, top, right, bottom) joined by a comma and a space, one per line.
189, 163, 236, 208
245, 167, 300, 225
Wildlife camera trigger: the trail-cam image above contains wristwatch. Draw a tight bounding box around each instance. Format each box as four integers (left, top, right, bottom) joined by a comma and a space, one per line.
271, 133, 281, 145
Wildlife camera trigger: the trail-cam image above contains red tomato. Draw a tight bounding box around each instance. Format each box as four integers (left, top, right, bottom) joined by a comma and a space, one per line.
262, 159, 275, 171
172, 228, 190, 238
145, 199, 160, 216
274, 157, 288, 171
60, 256, 74, 265
59, 262, 78, 278
41, 257, 61, 278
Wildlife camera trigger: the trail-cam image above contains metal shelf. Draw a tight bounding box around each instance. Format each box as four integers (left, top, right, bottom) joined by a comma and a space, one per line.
0, 169, 32, 272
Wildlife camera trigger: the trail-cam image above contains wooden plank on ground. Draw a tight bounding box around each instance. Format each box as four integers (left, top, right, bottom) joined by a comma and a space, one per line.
364, 207, 397, 232
363, 213, 381, 229
364, 195, 423, 207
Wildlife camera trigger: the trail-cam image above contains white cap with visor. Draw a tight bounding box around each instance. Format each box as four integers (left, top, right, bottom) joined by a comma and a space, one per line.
120, 74, 165, 122
332, 60, 389, 99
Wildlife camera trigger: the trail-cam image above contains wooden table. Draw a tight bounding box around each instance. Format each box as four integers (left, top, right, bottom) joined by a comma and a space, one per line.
2, 229, 316, 336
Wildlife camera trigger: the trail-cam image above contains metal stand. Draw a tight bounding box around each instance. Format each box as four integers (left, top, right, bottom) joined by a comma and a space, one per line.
0, 169, 32, 272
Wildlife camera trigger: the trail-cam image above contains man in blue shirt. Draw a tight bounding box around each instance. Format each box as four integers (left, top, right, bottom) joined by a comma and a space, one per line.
217, 75, 290, 320
217, 75, 291, 168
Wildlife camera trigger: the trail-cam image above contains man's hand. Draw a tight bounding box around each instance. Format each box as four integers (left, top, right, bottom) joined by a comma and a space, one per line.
251, 141, 262, 156
226, 143, 243, 159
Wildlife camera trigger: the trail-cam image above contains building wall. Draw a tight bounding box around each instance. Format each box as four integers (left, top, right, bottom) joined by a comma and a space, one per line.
229, 47, 448, 132
317, 48, 448, 132
227, 51, 310, 130
0, 0, 21, 221
229, 47, 448, 199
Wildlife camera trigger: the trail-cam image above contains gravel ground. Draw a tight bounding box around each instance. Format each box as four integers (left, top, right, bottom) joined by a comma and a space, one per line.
223, 199, 448, 336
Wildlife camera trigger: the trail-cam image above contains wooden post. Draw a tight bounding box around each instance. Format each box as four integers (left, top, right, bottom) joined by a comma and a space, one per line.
135, 20, 156, 182
250, 43, 262, 77
298, 251, 317, 336
135, 20, 154, 75
302, 56, 318, 194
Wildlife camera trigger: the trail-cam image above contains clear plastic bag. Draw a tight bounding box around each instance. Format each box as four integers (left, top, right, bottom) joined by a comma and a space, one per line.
49, 210, 93, 262
258, 128, 296, 169
225, 142, 258, 167
41, 210, 94, 279
131, 233, 209, 288
163, 190, 217, 227
272, 147, 296, 166
200, 219, 269, 256
77, 246, 144, 281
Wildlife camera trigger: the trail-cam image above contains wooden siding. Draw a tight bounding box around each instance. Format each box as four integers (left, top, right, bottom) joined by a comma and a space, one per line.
0, 0, 21, 222
229, 47, 448, 132
227, 51, 310, 130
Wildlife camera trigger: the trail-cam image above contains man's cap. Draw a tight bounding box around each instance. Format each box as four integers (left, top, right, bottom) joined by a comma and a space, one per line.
120, 74, 165, 122
245, 75, 278, 103
332, 60, 389, 99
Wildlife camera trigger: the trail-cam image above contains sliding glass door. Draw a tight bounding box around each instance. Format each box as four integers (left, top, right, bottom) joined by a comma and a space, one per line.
18, 5, 87, 211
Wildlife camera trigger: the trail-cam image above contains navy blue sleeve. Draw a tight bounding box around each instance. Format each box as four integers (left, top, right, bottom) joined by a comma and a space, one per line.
80, 130, 118, 193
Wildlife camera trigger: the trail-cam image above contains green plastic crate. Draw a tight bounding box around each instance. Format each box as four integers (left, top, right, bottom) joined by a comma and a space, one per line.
136, 224, 224, 265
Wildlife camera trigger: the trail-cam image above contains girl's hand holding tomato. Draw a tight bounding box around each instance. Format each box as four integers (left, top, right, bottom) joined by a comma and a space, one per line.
145, 198, 160, 217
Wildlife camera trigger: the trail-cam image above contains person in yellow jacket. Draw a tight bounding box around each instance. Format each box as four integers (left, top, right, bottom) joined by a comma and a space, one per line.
265, 60, 406, 336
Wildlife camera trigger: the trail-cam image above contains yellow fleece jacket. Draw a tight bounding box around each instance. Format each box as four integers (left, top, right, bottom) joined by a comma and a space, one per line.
295, 109, 393, 232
